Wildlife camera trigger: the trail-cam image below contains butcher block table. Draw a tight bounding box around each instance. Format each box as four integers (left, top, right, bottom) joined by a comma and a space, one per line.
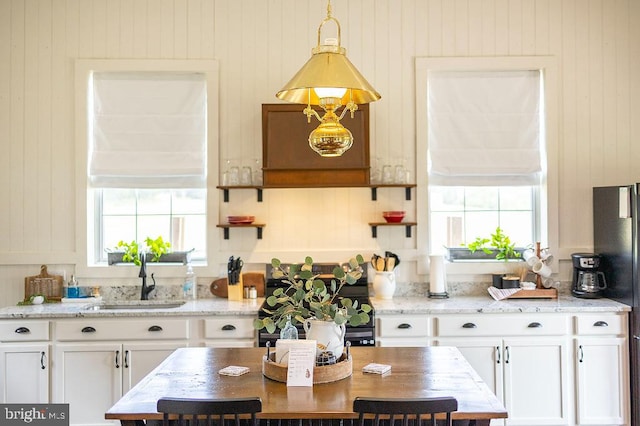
105, 346, 507, 426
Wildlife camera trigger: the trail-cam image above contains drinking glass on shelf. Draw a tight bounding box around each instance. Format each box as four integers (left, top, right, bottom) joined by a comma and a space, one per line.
382, 165, 393, 184
394, 164, 406, 184
241, 166, 253, 186
252, 158, 263, 186
228, 166, 240, 186
223, 159, 241, 186
369, 157, 381, 184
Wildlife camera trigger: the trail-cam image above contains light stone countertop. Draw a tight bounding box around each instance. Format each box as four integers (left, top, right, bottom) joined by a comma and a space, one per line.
0, 298, 264, 319
371, 295, 631, 315
0, 294, 630, 320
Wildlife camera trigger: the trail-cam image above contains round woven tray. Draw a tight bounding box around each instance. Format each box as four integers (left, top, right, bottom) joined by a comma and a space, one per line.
262, 352, 352, 384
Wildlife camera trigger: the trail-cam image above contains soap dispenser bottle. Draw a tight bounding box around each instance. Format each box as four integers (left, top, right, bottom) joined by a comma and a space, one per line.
67, 275, 79, 298
183, 264, 197, 299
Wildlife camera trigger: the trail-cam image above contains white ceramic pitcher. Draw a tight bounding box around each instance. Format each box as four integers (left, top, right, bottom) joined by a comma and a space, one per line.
303, 319, 346, 357
373, 271, 396, 299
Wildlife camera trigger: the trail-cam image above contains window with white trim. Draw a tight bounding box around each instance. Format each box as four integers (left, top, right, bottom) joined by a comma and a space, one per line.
427, 70, 544, 252
88, 71, 208, 263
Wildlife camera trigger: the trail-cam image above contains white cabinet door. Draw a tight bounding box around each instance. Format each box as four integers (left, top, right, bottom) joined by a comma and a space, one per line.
436, 314, 571, 426
54, 341, 187, 426
54, 343, 122, 426
123, 342, 185, 393
436, 337, 504, 426
503, 337, 570, 426
0, 343, 49, 403
575, 337, 629, 425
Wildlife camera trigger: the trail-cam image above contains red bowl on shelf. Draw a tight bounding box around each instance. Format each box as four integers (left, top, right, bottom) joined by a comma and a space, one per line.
227, 215, 255, 225
382, 211, 405, 223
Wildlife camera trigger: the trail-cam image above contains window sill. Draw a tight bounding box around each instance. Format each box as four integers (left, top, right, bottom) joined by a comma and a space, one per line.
443, 260, 525, 277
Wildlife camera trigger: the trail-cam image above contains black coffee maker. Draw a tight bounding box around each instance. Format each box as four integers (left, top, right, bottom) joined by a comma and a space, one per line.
571, 253, 607, 298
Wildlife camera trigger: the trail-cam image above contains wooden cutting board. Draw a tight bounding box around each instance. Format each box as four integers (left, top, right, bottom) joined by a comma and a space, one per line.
24, 265, 64, 302
210, 272, 265, 298
210, 277, 228, 298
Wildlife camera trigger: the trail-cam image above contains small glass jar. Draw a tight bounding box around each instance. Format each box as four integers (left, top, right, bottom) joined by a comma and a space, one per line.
280, 315, 298, 340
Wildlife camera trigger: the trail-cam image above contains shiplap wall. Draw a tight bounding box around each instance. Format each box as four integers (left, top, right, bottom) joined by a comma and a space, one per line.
0, 0, 638, 307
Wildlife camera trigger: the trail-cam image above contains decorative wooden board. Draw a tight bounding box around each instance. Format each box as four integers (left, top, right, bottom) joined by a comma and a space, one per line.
24, 265, 64, 301
507, 288, 558, 299
262, 352, 352, 384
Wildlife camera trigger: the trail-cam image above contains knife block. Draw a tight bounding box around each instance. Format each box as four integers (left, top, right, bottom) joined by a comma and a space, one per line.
227, 276, 244, 301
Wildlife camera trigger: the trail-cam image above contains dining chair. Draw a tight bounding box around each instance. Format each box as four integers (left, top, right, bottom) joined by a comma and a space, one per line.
157, 396, 262, 426
353, 396, 458, 426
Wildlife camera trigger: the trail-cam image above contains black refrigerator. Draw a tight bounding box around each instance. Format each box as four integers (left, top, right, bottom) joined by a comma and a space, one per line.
593, 184, 640, 426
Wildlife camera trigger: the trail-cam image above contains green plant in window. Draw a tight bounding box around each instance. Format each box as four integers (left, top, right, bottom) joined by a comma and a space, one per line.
144, 236, 171, 262
115, 236, 171, 266
465, 227, 521, 262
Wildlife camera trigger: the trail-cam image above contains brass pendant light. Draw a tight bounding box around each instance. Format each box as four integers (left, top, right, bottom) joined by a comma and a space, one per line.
276, 0, 381, 157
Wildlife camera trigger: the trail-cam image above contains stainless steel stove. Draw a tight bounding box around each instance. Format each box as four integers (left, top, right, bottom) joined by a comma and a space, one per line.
257, 262, 375, 348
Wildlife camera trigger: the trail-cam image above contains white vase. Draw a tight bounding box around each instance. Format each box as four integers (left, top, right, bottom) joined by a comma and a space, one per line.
373, 271, 396, 299
303, 319, 346, 357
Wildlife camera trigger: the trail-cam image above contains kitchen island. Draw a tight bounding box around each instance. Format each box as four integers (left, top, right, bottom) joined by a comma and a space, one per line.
105, 346, 507, 426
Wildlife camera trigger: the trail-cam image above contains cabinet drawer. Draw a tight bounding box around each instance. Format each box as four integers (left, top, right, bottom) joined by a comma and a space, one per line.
55, 319, 189, 341
575, 313, 626, 335
0, 321, 50, 341
204, 318, 255, 339
437, 314, 569, 337
377, 315, 429, 338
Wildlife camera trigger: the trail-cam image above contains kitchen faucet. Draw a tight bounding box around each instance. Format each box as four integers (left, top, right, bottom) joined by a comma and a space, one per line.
139, 252, 156, 300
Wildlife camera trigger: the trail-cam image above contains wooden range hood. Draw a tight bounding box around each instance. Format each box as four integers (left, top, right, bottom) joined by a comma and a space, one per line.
261, 103, 370, 188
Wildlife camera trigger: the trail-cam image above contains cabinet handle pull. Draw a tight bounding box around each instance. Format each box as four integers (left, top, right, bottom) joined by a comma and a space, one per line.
496, 346, 501, 364
527, 322, 542, 328
222, 324, 236, 331
505, 346, 510, 364
115, 350, 120, 369
14, 326, 30, 334
81, 326, 96, 333
578, 345, 584, 363
40, 351, 46, 370
462, 323, 477, 329
397, 323, 412, 329
124, 350, 129, 369
148, 325, 163, 332
594, 321, 609, 327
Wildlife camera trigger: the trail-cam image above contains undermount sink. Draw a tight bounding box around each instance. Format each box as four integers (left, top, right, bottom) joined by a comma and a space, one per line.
86, 301, 186, 311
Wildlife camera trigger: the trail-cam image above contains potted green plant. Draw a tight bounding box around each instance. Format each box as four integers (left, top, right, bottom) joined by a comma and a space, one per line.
254, 255, 372, 357
107, 236, 191, 265
447, 227, 524, 262
253, 255, 372, 355
466, 227, 522, 261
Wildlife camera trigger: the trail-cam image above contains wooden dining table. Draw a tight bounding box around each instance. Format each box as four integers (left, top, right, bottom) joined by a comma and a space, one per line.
105, 346, 507, 426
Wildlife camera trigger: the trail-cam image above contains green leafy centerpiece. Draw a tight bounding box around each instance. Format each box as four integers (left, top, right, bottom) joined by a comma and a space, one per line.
253, 255, 372, 335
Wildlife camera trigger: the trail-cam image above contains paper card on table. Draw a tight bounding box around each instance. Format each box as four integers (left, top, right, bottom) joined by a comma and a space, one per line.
362, 363, 391, 375
275, 339, 302, 365
218, 365, 250, 376
286, 340, 316, 387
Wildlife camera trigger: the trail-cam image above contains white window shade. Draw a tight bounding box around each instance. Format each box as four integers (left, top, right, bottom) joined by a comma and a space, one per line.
89, 72, 207, 188
427, 70, 542, 186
